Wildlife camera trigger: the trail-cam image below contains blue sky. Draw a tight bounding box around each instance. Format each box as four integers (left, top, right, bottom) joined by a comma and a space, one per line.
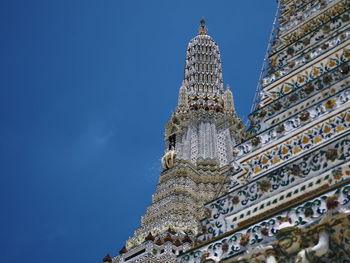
0, 1, 276, 262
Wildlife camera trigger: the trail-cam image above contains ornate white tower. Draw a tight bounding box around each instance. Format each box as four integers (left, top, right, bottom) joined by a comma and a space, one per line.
166, 19, 245, 167
111, 19, 245, 263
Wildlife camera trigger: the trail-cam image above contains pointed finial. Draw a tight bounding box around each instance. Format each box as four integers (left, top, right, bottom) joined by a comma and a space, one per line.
199, 17, 207, 35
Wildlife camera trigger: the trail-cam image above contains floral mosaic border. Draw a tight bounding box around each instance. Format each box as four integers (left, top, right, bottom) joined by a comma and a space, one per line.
239, 86, 350, 158
272, 0, 350, 53
279, 0, 338, 35
200, 134, 350, 240
179, 182, 350, 262
263, 45, 350, 99
249, 60, 350, 133
266, 26, 350, 88
244, 108, 350, 177
245, 110, 350, 177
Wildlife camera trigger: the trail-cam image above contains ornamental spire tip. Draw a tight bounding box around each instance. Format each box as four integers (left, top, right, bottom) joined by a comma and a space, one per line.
199, 17, 207, 35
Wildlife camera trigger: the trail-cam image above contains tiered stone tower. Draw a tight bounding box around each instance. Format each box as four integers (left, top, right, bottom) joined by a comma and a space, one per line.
110, 19, 245, 263
180, 0, 350, 262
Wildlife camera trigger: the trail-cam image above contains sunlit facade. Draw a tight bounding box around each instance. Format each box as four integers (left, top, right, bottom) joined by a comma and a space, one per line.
105, 1, 350, 262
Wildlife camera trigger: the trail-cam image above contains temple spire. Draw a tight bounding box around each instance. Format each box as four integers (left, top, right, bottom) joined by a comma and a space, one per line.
198, 17, 207, 35
184, 23, 224, 110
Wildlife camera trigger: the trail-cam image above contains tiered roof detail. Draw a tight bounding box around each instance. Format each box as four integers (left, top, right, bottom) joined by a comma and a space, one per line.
184, 26, 224, 112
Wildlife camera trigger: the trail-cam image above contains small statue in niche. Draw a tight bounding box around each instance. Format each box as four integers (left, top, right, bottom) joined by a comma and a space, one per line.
161, 148, 177, 170
162, 134, 177, 170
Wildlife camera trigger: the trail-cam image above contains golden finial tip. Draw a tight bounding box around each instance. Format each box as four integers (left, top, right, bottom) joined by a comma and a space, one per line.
199, 17, 207, 35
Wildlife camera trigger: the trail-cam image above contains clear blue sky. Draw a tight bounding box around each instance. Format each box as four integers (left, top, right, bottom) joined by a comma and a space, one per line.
0, 1, 276, 262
